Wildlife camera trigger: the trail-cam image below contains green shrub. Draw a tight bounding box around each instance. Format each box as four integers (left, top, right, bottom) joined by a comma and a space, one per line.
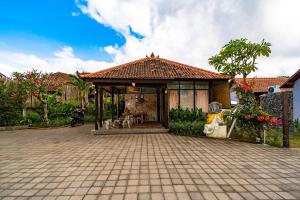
49, 103, 77, 119
0, 80, 25, 126
231, 125, 256, 142
265, 128, 283, 147
84, 115, 95, 123
68, 100, 81, 108
169, 107, 205, 122
169, 121, 205, 136
86, 103, 96, 115
26, 112, 42, 125
169, 108, 206, 136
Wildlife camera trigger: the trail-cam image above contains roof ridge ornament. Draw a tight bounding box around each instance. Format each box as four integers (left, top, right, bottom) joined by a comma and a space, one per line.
146, 52, 159, 59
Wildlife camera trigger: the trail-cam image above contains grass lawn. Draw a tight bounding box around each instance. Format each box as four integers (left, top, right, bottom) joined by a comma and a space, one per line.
290, 133, 300, 148
265, 127, 300, 148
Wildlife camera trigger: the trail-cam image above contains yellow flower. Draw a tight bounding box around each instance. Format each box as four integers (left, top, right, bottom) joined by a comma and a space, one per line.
207, 114, 215, 124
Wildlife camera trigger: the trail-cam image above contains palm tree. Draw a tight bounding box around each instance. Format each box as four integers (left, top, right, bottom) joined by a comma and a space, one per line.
68, 74, 93, 109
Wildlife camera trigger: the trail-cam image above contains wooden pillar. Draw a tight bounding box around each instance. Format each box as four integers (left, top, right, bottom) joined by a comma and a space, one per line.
99, 87, 103, 128
95, 85, 99, 130
282, 92, 290, 148
157, 88, 161, 122
116, 91, 120, 118
178, 81, 181, 108
165, 88, 169, 128
111, 87, 115, 121
162, 87, 169, 128
193, 80, 196, 110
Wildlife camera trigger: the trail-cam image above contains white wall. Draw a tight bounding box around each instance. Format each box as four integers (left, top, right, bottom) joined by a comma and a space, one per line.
294, 78, 300, 121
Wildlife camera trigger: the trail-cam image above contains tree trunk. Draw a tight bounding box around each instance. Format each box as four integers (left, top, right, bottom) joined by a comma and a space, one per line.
242, 74, 247, 83
43, 103, 49, 124
81, 91, 85, 109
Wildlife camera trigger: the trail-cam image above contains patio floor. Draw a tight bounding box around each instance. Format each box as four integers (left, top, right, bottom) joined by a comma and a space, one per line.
1, 125, 300, 200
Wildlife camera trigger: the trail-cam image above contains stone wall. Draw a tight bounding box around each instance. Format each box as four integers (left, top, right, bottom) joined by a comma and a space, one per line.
260, 91, 293, 128
125, 94, 157, 121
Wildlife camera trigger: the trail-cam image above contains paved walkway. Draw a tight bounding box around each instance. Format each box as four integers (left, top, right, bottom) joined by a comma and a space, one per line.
1, 125, 300, 200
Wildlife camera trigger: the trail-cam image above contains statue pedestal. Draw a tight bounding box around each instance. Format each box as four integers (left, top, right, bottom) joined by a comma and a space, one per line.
206, 125, 227, 138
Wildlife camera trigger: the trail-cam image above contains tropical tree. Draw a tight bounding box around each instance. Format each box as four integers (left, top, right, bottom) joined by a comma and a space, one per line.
209, 38, 272, 142
209, 38, 271, 82
68, 74, 93, 109
14, 70, 63, 124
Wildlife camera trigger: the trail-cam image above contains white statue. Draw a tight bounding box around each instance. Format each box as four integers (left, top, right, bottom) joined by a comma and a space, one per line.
204, 102, 227, 138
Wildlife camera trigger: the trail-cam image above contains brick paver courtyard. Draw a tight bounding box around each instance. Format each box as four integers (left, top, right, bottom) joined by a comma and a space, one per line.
1, 125, 300, 200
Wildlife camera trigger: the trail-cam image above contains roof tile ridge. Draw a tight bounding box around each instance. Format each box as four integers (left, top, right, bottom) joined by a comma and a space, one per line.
81, 57, 149, 78
158, 57, 229, 77
158, 58, 220, 75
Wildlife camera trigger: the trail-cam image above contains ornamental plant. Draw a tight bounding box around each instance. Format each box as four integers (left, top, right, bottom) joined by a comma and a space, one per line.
233, 81, 271, 140
13, 70, 64, 124
209, 38, 272, 141
0, 80, 27, 126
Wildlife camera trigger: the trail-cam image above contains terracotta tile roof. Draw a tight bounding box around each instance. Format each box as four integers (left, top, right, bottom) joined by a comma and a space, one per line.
0, 73, 7, 81
281, 68, 300, 88
80, 54, 230, 80
235, 77, 289, 93
50, 72, 74, 83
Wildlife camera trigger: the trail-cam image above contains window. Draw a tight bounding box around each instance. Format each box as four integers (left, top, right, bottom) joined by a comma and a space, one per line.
180, 81, 194, 89
168, 81, 210, 112
195, 81, 209, 89
180, 90, 194, 109
169, 90, 179, 109
195, 90, 209, 112
167, 81, 179, 89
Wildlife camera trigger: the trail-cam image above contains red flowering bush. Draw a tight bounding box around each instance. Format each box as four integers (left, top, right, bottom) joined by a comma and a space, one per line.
233, 80, 271, 141
13, 70, 64, 124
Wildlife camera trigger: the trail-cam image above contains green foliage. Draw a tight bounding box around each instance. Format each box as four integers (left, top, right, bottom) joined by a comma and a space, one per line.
209, 38, 271, 78
265, 128, 283, 147
68, 100, 81, 108
84, 115, 95, 123
25, 112, 42, 125
231, 126, 256, 142
294, 119, 300, 132
86, 103, 96, 115
169, 121, 205, 136
232, 82, 271, 140
48, 103, 77, 119
169, 107, 205, 122
169, 108, 206, 136
68, 74, 93, 108
0, 80, 26, 126
13, 69, 64, 123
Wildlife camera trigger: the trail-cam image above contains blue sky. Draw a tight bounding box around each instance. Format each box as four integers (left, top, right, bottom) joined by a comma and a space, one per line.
0, 0, 125, 61
0, 0, 299, 77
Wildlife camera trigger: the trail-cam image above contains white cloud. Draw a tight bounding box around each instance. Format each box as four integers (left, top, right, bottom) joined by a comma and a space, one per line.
0, 47, 113, 76
71, 12, 80, 17
1, 0, 300, 77
77, 0, 300, 77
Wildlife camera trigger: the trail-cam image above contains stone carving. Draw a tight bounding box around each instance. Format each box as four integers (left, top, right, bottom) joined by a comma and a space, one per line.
204, 102, 227, 138
208, 101, 222, 113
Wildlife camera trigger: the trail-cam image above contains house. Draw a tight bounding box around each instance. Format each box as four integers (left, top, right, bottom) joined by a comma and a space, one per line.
281, 69, 300, 121
231, 77, 290, 104
80, 53, 231, 129
0, 73, 8, 81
